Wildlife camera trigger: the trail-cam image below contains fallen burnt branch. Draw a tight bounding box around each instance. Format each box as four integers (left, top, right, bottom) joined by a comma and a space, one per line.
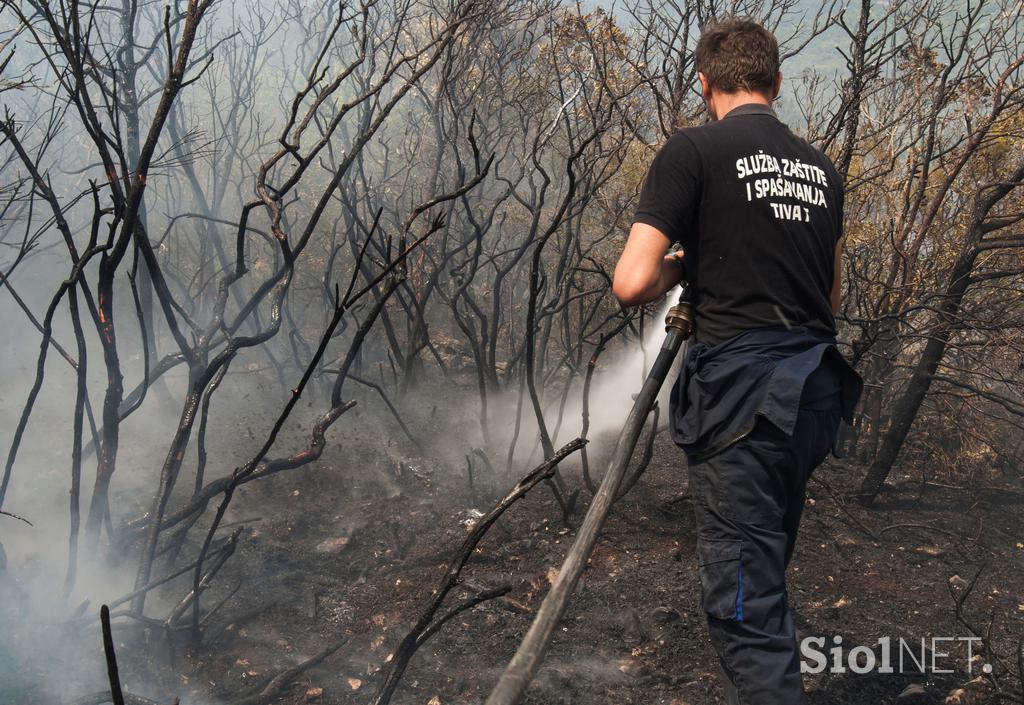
371, 437, 586, 705
167, 530, 241, 629
201, 600, 278, 646
228, 638, 349, 705
414, 585, 512, 648
190, 581, 244, 632
879, 522, 963, 540
104, 531, 239, 611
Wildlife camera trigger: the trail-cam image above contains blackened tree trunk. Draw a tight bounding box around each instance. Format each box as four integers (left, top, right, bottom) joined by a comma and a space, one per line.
858, 160, 1024, 504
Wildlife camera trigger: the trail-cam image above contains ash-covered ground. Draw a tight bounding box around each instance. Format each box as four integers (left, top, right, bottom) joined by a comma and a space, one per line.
4, 376, 1014, 705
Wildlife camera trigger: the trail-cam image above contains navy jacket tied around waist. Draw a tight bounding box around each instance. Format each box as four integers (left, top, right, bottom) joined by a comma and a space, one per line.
669, 325, 863, 461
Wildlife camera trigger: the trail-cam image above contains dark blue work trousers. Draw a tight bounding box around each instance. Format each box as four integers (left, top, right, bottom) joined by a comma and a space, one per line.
686, 401, 841, 705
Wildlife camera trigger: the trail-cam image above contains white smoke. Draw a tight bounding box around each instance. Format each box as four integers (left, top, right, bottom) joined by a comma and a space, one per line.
569, 287, 682, 442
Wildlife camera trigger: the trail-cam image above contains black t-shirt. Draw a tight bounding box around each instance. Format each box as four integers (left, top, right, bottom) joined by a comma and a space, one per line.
633, 103, 843, 347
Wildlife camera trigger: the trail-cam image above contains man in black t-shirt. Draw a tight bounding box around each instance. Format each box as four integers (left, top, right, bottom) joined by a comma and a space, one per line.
612, 18, 862, 705
631, 101, 843, 347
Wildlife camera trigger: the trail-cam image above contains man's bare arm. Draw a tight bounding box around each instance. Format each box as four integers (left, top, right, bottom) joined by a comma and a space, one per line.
612, 222, 685, 306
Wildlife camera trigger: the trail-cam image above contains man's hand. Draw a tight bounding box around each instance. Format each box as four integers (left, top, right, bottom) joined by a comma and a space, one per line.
612, 222, 685, 306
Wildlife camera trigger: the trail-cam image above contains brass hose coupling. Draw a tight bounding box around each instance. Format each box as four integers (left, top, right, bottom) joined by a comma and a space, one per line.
665, 281, 694, 338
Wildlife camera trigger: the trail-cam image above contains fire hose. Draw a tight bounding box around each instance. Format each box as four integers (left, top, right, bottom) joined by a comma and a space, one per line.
485, 281, 695, 705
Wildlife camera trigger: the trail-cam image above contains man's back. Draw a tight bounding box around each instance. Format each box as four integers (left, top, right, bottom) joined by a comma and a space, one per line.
634, 104, 843, 346
612, 19, 863, 704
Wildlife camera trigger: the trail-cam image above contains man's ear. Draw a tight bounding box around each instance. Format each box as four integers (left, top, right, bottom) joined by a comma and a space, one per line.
698, 71, 712, 101
772, 71, 783, 99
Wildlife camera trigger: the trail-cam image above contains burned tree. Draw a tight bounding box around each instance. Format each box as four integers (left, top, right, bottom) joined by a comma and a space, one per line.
0, 0, 496, 632
2, 0, 1023, 704
808, 0, 1024, 502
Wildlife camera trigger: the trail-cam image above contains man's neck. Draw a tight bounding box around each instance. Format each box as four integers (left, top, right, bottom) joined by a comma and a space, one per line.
708, 91, 773, 121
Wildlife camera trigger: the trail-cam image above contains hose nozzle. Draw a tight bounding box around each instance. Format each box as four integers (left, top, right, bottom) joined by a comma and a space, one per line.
665, 281, 694, 338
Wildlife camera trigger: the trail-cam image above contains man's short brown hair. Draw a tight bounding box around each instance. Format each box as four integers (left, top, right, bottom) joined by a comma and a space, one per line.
694, 18, 780, 94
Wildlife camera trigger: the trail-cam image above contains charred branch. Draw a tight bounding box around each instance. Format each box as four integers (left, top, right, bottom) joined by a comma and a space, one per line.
372, 438, 587, 705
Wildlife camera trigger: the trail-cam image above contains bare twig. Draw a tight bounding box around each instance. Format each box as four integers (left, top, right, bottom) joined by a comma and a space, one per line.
228, 639, 348, 705
0, 509, 32, 525
372, 438, 587, 705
